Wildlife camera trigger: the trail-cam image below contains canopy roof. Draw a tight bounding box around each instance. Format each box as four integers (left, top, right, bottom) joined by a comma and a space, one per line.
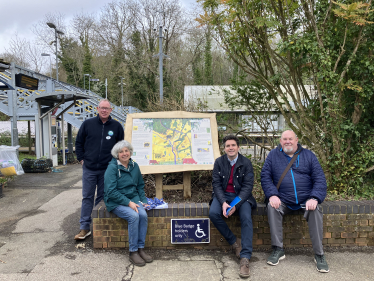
25, 91, 92, 106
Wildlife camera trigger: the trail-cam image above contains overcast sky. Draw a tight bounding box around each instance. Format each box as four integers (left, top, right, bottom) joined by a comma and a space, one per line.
0, 0, 197, 54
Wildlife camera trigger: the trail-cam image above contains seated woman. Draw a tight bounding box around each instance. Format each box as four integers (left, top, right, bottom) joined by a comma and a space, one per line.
104, 140, 152, 266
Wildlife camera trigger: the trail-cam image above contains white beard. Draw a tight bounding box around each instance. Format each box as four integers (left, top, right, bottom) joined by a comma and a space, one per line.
283, 147, 294, 153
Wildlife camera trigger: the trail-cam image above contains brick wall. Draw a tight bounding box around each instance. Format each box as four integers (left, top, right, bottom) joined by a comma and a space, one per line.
92, 201, 374, 249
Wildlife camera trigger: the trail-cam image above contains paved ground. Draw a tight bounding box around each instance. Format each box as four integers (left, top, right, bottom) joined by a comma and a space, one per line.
1, 163, 374, 280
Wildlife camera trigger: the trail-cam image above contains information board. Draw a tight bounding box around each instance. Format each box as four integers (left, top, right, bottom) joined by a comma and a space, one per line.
171, 218, 210, 244
125, 111, 220, 174
15, 74, 39, 90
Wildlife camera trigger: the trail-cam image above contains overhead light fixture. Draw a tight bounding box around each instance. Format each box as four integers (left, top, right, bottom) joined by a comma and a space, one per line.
46, 22, 56, 29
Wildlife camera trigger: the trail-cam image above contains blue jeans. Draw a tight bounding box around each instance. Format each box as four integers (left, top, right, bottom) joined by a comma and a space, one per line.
79, 165, 105, 230
112, 204, 148, 252
209, 192, 254, 259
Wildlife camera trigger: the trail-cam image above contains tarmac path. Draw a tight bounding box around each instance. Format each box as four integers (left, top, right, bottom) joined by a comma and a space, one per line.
0, 164, 374, 280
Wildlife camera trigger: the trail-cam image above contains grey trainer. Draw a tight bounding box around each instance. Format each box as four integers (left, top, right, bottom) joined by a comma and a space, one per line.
267, 247, 285, 266
315, 254, 329, 273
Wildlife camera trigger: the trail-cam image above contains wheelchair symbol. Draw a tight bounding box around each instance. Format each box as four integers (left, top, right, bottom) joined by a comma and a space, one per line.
195, 224, 206, 238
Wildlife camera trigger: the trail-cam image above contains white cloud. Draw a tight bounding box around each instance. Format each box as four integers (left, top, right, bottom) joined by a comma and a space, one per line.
0, 0, 197, 54
0, 0, 111, 53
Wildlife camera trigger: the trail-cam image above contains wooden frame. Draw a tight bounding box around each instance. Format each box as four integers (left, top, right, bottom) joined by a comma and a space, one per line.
125, 111, 220, 174
125, 111, 220, 198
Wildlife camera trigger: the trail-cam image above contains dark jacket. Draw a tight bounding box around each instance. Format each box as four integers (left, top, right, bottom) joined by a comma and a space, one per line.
211, 153, 257, 209
104, 157, 147, 212
261, 144, 327, 205
75, 115, 124, 171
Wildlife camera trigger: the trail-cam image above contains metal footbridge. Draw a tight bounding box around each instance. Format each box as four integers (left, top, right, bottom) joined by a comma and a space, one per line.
0, 63, 141, 129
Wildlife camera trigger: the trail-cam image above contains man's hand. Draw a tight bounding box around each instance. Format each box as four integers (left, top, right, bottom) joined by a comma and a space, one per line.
269, 195, 281, 209
129, 201, 140, 213
80, 160, 84, 165
306, 199, 318, 210
227, 206, 236, 217
222, 202, 231, 218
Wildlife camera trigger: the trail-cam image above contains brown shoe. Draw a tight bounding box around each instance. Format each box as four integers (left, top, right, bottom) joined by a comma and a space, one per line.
129, 251, 146, 267
74, 229, 91, 240
239, 258, 250, 278
138, 248, 153, 263
232, 238, 242, 259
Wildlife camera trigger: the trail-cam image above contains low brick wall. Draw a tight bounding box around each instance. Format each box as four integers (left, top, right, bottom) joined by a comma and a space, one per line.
92, 201, 374, 249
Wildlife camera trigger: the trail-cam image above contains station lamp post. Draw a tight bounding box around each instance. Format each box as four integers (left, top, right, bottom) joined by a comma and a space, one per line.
118, 77, 125, 107
84, 74, 91, 92
46, 22, 64, 82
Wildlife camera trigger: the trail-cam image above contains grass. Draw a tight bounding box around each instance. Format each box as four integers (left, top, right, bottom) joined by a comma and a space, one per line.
18, 152, 37, 162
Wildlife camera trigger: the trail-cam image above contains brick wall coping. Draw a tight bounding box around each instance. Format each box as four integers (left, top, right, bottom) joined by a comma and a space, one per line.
92, 200, 374, 219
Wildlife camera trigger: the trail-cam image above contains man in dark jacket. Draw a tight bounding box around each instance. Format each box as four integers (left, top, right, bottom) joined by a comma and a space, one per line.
261, 130, 329, 273
209, 135, 256, 278
74, 99, 124, 240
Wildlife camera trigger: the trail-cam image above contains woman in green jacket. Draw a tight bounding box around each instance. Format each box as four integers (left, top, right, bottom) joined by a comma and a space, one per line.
104, 140, 152, 267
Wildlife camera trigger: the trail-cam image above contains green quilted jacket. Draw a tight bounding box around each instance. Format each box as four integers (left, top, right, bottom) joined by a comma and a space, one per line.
104, 157, 147, 212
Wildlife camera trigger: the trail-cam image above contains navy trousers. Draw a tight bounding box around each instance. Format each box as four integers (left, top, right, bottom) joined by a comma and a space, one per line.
79, 165, 105, 230
209, 192, 254, 259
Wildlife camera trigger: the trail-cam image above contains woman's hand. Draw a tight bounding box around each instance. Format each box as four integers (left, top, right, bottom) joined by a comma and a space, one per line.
129, 201, 140, 213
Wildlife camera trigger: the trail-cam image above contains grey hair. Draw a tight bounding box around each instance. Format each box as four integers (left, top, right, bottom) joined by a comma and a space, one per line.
281, 130, 297, 139
111, 140, 133, 158
98, 99, 111, 107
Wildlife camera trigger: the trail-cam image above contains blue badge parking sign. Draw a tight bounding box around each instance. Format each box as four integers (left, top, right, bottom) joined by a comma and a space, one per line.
171, 218, 210, 244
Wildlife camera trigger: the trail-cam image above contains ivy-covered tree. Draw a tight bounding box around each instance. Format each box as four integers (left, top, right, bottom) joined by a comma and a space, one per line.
59, 37, 82, 87
204, 27, 213, 85
125, 31, 157, 110
82, 39, 92, 78
192, 53, 204, 85
198, 0, 374, 193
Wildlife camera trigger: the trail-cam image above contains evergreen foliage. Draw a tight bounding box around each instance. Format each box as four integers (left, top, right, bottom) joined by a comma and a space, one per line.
199, 0, 374, 195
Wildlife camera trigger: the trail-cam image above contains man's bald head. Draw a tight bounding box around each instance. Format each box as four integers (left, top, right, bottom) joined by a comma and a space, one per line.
280, 130, 298, 156
281, 130, 297, 139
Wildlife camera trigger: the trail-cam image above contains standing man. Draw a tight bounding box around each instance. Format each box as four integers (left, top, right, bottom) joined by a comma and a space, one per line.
261, 130, 329, 273
209, 135, 257, 278
74, 99, 124, 240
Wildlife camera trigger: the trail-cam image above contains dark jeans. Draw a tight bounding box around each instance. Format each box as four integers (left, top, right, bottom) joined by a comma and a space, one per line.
79, 165, 105, 230
209, 192, 254, 259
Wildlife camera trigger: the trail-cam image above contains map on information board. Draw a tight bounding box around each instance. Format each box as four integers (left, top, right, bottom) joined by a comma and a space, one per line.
125, 111, 220, 174
131, 118, 214, 166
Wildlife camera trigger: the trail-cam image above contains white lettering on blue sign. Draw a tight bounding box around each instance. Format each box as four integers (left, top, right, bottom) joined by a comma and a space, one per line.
171, 219, 210, 244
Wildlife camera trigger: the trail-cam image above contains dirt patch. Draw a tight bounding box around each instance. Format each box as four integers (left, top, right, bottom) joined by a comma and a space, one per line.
143, 172, 214, 204
143, 171, 265, 204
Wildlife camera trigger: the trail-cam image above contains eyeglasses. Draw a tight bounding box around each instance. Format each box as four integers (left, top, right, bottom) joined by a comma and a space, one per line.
98, 107, 112, 111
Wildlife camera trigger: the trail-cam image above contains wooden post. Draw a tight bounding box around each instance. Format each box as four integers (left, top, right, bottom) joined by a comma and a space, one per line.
183, 171, 191, 198
154, 172, 192, 199
254, 144, 257, 163
155, 174, 163, 199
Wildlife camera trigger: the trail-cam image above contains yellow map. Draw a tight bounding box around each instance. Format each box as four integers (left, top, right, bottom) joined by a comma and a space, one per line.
150, 119, 196, 165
